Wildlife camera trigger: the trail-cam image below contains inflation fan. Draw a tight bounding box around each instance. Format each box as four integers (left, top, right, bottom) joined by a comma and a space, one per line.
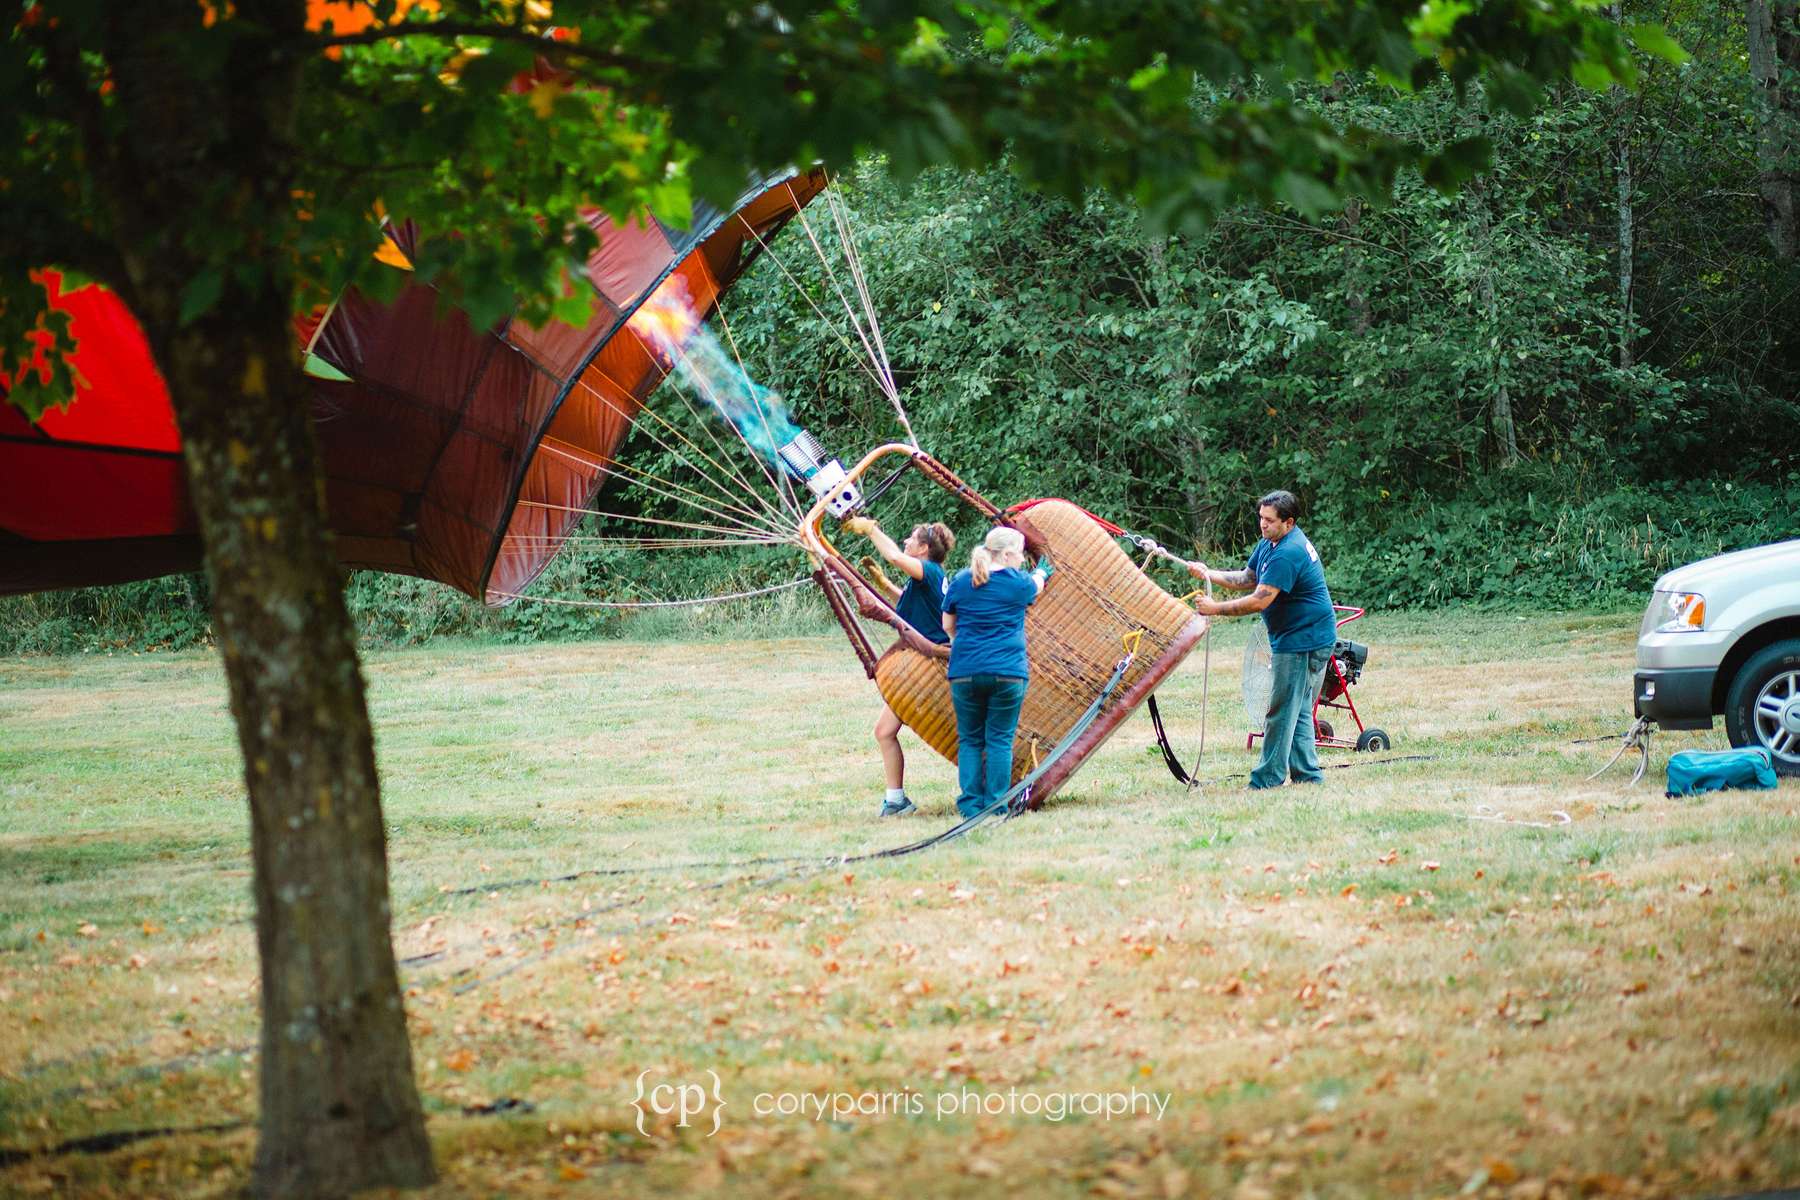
1241, 606, 1391, 753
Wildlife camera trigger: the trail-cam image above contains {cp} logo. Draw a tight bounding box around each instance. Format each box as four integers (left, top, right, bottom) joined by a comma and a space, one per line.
631, 1068, 726, 1137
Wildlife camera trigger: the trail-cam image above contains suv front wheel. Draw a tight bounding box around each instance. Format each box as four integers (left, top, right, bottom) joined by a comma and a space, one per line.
1723, 638, 1800, 777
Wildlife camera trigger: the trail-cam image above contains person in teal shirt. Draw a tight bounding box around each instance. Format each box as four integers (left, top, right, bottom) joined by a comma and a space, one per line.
1187, 490, 1336, 789
942, 526, 1049, 818
842, 516, 956, 817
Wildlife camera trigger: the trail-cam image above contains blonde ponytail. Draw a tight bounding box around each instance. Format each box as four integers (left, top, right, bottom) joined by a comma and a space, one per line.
970, 546, 995, 587
970, 526, 1025, 587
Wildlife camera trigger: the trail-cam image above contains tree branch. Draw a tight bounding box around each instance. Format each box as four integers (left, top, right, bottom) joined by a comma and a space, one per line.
305, 19, 652, 75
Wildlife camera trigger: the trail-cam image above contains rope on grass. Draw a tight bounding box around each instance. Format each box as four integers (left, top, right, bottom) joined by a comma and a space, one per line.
1464, 804, 1573, 829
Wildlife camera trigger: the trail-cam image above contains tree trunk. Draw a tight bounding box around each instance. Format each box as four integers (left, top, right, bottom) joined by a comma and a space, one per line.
1617, 124, 1636, 369
92, 4, 435, 1195
1140, 232, 1214, 545
1612, 4, 1637, 370
1748, 0, 1800, 258
1470, 184, 1520, 467
1341, 196, 1372, 337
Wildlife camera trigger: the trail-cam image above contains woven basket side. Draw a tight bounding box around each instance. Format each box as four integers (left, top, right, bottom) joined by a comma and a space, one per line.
875, 499, 1195, 786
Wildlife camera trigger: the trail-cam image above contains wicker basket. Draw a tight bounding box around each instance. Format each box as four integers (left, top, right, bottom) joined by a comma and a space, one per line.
875, 499, 1204, 803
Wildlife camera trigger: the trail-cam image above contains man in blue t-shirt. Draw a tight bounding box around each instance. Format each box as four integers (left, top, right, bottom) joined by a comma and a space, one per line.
1187, 490, 1337, 789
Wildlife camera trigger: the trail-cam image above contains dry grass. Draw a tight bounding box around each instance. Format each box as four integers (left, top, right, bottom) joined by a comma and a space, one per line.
2, 609, 1798, 1199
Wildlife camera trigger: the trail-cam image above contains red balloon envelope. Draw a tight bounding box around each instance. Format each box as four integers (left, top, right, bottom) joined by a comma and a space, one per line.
0, 168, 828, 600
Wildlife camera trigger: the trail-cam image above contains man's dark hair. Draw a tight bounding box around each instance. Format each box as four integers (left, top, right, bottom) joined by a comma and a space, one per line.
1257, 490, 1300, 521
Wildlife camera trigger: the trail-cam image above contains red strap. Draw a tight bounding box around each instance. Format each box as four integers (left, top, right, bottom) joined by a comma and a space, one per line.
1004, 497, 1125, 536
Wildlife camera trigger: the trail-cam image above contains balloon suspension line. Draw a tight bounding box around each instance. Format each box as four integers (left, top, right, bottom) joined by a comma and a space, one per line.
516, 499, 797, 545
1131, 532, 1216, 791
533, 433, 785, 541
736, 199, 919, 449
638, 347, 802, 527
706, 295, 806, 520
489, 576, 812, 610
601, 353, 795, 529
820, 178, 917, 449
565, 374, 793, 540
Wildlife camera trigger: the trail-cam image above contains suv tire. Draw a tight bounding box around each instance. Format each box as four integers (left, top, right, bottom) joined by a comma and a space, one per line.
1723, 638, 1800, 777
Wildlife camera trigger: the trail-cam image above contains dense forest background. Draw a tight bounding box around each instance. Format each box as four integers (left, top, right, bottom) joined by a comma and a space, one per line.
7, 5, 1797, 653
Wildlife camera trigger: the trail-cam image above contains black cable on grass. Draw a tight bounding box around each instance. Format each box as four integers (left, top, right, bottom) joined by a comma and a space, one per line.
0, 1097, 542, 1167
438, 754, 1444, 900
442, 755, 1438, 994
0, 1121, 250, 1168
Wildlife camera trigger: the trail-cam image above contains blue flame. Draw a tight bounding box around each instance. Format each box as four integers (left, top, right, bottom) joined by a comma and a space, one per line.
631, 277, 802, 466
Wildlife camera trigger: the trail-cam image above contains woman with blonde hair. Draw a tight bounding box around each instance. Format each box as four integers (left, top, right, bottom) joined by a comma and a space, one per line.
940, 525, 1050, 818
841, 516, 957, 817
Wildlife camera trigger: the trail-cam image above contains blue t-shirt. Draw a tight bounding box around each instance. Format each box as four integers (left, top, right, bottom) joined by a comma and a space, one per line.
1247, 526, 1336, 653
893, 559, 949, 645
942, 566, 1039, 679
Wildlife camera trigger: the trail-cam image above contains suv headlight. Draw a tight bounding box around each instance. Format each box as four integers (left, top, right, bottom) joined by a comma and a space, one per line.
1648, 590, 1706, 633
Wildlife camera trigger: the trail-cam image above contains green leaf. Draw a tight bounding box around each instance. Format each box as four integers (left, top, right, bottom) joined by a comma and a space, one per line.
1569, 59, 1617, 91
1127, 59, 1169, 92
1408, 0, 1473, 43
179, 269, 224, 327
1371, 29, 1417, 83
1627, 23, 1690, 66
1273, 171, 1339, 218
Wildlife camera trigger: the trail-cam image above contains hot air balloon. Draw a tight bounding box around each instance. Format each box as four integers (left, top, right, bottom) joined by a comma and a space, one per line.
0, 167, 830, 600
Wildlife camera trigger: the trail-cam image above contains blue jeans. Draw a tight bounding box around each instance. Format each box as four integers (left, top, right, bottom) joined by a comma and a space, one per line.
949, 674, 1028, 818
1251, 647, 1332, 790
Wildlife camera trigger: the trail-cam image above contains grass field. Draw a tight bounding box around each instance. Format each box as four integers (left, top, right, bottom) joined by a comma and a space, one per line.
2, 609, 1798, 1199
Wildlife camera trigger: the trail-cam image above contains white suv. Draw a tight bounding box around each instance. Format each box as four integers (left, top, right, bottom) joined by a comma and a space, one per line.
1633, 538, 1800, 776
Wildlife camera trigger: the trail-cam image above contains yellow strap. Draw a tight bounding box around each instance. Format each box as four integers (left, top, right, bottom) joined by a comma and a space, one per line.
1121, 628, 1146, 657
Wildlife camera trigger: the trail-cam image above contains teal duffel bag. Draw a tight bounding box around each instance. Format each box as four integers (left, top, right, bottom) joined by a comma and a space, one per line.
1665, 747, 1778, 797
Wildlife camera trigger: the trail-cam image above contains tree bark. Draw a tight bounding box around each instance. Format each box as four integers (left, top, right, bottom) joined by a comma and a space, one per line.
1141, 233, 1215, 544
1617, 124, 1636, 369
1748, 0, 1800, 258
1612, 4, 1636, 370
85, 4, 435, 1194
1341, 196, 1372, 337
1469, 183, 1520, 467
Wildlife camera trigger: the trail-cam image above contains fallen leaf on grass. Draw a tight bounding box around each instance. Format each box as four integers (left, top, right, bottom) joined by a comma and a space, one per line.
1484, 1157, 1519, 1185
1578, 1171, 1628, 1195
1621, 981, 1648, 995
558, 1163, 587, 1181
1421, 861, 1440, 873
77, 923, 98, 937
443, 1049, 477, 1072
